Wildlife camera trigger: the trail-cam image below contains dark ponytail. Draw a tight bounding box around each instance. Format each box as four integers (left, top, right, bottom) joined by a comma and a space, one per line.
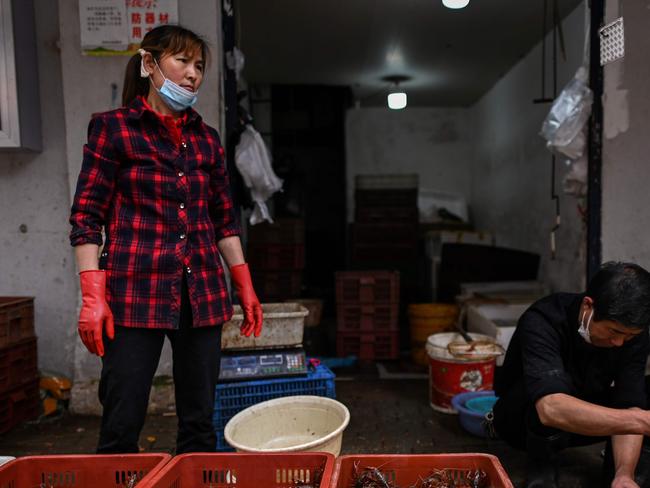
121, 25, 210, 107
122, 53, 151, 106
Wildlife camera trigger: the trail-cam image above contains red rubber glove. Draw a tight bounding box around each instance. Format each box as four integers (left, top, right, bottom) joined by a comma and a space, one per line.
78, 270, 114, 356
230, 263, 263, 337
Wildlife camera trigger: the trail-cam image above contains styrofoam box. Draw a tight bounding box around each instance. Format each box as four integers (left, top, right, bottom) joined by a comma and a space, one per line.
467, 303, 531, 365
221, 303, 308, 351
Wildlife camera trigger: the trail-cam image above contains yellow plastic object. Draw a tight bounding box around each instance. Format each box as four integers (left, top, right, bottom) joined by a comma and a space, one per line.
408, 303, 459, 366
40, 374, 71, 400
42, 397, 58, 417
40, 372, 72, 417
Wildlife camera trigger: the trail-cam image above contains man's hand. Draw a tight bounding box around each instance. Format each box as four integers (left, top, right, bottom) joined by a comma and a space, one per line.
612, 474, 639, 488
78, 270, 114, 356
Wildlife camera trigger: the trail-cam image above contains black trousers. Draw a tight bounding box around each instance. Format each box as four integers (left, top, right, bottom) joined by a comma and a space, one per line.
97, 274, 222, 454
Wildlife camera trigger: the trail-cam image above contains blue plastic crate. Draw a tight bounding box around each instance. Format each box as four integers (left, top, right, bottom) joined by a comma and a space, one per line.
213, 364, 336, 451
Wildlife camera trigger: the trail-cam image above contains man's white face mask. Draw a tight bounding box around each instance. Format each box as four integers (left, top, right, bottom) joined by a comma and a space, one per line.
578, 308, 594, 344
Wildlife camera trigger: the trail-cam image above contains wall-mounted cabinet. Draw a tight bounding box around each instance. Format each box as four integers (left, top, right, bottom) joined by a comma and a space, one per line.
0, 0, 41, 151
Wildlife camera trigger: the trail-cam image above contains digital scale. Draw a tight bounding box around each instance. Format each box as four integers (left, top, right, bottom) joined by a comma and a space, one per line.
219, 347, 307, 381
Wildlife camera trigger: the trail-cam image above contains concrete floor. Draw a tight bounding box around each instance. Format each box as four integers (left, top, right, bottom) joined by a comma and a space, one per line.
0, 370, 605, 488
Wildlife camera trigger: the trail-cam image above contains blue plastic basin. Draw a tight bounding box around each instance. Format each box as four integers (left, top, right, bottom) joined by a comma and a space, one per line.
465, 395, 498, 415
451, 390, 498, 438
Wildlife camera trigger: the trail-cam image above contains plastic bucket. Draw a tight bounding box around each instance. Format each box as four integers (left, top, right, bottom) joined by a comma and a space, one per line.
408, 304, 459, 366
224, 395, 350, 456
426, 332, 497, 414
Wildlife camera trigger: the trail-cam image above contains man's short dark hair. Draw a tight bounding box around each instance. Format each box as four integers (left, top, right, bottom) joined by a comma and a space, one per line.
586, 262, 650, 329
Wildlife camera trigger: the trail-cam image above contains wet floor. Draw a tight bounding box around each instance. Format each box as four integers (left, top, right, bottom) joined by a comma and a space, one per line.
0, 370, 604, 487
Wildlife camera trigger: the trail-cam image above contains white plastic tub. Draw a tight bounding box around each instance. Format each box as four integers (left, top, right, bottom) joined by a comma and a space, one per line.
224, 395, 350, 456
221, 303, 308, 350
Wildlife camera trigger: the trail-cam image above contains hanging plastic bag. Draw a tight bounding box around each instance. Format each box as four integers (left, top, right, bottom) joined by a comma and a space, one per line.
235, 125, 283, 225
540, 66, 593, 159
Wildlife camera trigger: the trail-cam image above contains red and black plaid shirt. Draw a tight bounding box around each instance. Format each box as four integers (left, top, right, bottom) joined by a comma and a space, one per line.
70, 96, 240, 329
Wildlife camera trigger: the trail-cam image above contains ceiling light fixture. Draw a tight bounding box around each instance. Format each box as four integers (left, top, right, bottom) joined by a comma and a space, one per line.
383, 75, 410, 110
388, 92, 407, 110
442, 0, 470, 9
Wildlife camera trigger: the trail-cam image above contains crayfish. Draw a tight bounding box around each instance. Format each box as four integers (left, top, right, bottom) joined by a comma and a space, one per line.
350, 463, 489, 488
416, 468, 488, 488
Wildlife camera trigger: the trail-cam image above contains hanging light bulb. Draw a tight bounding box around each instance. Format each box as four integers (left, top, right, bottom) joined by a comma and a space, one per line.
387, 92, 407, 110
442, 0, 470, 9
383, 75, 410, 110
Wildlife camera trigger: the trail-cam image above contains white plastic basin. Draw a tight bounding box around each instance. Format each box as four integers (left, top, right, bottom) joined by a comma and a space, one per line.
224, 395, 350, 456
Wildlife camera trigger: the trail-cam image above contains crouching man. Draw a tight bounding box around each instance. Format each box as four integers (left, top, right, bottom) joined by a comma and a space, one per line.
493, 262, 650, 488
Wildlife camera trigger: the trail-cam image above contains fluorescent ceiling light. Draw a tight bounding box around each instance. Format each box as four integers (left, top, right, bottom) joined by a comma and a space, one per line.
387, 92, 407, 110
442, 0, 470, 9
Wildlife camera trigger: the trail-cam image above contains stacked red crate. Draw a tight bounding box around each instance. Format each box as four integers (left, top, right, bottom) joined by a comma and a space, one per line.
0, 297, 39, 433
351, 178, 420, 310
247, 219, 305, 301
335, 271, 400, 361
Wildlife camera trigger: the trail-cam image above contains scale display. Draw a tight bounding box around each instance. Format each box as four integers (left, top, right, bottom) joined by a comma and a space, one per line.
219, 348, 307, 381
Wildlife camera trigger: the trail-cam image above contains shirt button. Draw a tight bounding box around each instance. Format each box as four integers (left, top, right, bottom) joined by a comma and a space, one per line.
178, 171, 184, 177
180, 233, 186, 240
181, 141, 187, 149
179, 203, 185, 209
186, 267, 192, 274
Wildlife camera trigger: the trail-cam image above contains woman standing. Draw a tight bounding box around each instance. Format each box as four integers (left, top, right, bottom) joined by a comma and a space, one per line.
70, 25, 263, 454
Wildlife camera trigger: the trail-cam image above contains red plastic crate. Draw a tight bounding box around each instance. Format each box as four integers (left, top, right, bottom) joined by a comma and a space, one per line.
252, 271, 302, 301
0, 378, 40, 434
336, 271, 400, 304
247, 244, 305, 270
0, 338, 38, 393
355, 205, 419, 223
332, 454, 514, 488
0, 453, 171, 488
141, 452, 334, 488
0, 297, 34, 349
336, 303, 399, 332
248, 219, 305, 245
336, 331, 399, 361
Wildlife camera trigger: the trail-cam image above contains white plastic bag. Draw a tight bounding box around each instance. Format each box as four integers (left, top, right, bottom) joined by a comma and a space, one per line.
235, 125, 283, 225
540, 67, 593, 159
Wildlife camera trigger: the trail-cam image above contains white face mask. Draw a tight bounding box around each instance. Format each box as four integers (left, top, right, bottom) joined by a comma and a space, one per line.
578, 309, 594, 344
138, 49, 198, 112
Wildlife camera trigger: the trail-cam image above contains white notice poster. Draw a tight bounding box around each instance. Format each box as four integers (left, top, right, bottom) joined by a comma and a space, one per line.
80, 0, 129, 54
80, 0, 179, 56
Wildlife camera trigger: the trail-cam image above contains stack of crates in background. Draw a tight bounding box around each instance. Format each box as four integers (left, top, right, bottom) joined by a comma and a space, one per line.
247, 218, 305, 301
351, 174, 420, 304
213, 364, 336, 451
335, 271, 400, 361
352, 174, 419, 264
0, 297, 39, 433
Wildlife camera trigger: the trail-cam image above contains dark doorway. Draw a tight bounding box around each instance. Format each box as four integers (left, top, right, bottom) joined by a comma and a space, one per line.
270, 85, 351, 312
